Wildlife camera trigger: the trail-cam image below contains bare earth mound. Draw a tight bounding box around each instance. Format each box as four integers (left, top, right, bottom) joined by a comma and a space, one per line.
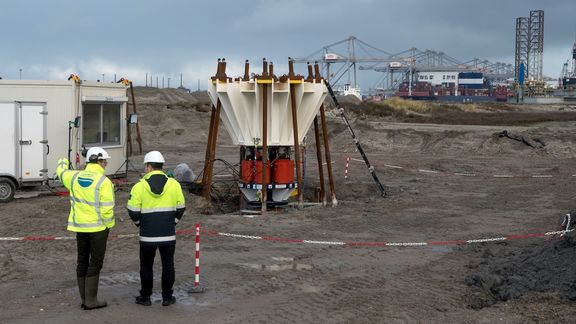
465, 238, 576, 310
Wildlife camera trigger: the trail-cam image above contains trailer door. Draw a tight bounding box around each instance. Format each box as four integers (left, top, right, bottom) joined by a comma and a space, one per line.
0, 102, 16, 177
18, 102, 48, 181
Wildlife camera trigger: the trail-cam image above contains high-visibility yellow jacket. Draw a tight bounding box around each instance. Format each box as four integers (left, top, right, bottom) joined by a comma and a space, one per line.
56, 158, 115, 232
127, 170, 185, 245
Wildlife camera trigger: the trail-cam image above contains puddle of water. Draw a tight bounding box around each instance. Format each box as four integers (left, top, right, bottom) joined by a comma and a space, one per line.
239, 263, 312, 271
271, 257, 294, 262
137, 286, 211, 306
268, 263, 312, 271
239, 263, 264, 270
100, 272, 140, 286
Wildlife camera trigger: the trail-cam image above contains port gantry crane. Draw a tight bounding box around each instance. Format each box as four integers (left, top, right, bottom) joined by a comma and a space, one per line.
293, 36, 515, 95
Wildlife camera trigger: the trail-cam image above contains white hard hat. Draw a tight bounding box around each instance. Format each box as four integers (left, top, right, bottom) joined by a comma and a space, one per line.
85, 147, 111, 163
143, 151, 165, 164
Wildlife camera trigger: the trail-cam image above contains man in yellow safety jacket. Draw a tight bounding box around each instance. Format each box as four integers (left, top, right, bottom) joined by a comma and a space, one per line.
56, 147, 115, 310
127, 150, 185, 307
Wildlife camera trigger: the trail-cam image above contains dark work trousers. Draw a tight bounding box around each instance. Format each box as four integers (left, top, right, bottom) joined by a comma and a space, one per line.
139, 244, 176, 299
76, 229, 109, 277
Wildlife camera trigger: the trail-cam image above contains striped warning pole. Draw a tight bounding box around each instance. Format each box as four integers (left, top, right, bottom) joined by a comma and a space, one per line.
188, 223, 205, 293
344, 156, 350, 180
194, 223, 200, 286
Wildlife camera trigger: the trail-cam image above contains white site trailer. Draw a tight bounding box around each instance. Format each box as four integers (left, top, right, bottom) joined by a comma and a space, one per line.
0, 80, 129, 202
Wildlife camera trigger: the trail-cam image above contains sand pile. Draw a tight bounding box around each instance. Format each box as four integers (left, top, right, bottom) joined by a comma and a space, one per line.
132, 87, 219, 149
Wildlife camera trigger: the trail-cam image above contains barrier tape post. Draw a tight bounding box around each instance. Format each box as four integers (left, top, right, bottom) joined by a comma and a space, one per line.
188, 223, 205, 293
345, 156, 350, 180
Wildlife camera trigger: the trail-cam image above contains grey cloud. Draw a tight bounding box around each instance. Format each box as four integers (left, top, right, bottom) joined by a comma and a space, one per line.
1, 0, 574, 86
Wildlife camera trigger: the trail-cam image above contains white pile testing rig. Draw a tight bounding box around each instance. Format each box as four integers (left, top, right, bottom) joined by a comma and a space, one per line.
202, 58, 337, 211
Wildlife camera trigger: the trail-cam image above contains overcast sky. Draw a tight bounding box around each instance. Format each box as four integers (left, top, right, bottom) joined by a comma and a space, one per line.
1, 0, 575, 90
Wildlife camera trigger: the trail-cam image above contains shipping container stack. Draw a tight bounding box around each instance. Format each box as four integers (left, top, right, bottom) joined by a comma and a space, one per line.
395, 81, 434, 99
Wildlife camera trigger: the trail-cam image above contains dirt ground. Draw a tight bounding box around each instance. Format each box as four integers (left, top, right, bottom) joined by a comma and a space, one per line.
2, 88, 576, 323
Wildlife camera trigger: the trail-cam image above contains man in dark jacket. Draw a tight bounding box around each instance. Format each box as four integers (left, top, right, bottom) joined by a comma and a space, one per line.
127, 151, 185, 306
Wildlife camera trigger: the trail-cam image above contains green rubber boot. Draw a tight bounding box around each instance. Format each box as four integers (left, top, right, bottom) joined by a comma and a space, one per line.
77, 276, 86, 309
83, 275, 107, 310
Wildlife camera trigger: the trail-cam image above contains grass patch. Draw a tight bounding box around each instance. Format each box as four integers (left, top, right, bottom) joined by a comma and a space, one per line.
381, 97, 431, 113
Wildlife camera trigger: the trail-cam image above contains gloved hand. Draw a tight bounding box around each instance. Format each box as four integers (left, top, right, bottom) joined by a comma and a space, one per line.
58, 158, 70, 169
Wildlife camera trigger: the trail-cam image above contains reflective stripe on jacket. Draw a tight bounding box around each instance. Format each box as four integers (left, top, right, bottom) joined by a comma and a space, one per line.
56, 158, 115, 233
127, 170, 185, 246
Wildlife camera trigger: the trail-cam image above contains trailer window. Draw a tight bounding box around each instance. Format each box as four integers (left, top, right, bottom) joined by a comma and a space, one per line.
82, 103, 121, 146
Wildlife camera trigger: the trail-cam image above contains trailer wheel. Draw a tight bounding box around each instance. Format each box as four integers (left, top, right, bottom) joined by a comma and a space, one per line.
0, 178, 16, 203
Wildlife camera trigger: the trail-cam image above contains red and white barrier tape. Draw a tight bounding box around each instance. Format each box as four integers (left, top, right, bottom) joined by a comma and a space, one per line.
201, 228, 573, 247
1, 227, 572, 248
0, 234, 138, 241
379, 163, 572, 179
290, 157, 569, 180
